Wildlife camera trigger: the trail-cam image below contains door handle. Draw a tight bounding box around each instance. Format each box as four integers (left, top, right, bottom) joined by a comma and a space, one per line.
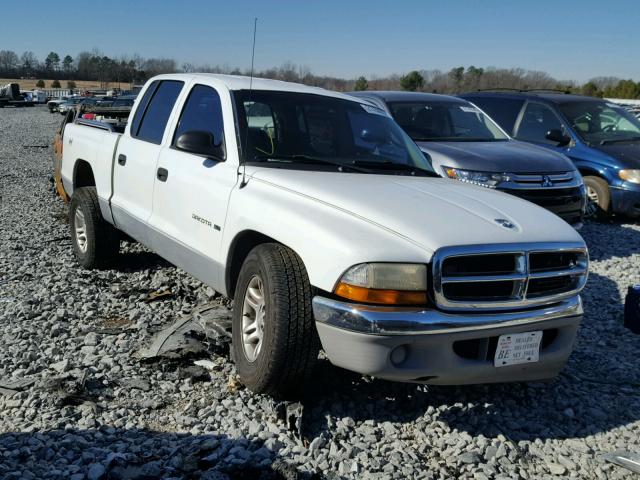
157, 167, 169, 182
118, 154, 127, 166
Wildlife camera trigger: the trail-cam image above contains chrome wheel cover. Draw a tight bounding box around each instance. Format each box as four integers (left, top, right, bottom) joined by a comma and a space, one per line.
241, 275, 266, 362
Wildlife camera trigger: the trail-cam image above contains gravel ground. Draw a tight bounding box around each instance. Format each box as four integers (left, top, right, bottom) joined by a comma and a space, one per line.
0, 107, 639, 480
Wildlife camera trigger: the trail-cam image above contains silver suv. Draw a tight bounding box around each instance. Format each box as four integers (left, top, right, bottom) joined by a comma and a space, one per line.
350, 91, 586, 226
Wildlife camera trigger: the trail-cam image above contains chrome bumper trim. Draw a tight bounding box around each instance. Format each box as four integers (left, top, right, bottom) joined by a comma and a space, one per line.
312, 295, 583, 335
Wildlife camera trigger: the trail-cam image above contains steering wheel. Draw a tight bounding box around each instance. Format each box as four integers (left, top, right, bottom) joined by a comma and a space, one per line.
601, 124, 617, 133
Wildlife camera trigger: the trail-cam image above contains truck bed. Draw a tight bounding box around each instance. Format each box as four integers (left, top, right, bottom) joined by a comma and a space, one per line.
60, 120, 122, 204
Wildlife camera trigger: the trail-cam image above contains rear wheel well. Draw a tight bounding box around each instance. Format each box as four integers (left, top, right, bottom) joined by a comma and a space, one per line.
73, 160, 95, 189
226, 231, 280, 298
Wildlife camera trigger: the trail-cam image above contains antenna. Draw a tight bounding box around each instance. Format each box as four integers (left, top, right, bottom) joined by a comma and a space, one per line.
239, 17, 257, 188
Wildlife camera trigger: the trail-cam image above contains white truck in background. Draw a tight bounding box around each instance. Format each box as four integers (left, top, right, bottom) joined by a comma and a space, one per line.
60, 73, 588, 397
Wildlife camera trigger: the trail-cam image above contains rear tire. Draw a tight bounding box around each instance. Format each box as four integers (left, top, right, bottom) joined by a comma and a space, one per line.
232, 243, 320, 397
69, 187, 120, 268
584, 176, 611, 220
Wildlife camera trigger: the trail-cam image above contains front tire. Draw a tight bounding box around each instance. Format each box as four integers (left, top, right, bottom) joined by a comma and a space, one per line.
69, 187, 120, 268
232, 243, 320, 397
584, 176, 611, 220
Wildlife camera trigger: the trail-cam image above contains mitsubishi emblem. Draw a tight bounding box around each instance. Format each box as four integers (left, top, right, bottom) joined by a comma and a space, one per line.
542, 175, 554, 187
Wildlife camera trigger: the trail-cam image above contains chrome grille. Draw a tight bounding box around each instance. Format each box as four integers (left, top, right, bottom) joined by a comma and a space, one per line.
432, 243, 588, 310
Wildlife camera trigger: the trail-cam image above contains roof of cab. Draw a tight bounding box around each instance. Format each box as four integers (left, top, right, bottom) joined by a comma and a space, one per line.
460, 91, 605, 105
350, 90, 468, 104
148, 73, 362, 103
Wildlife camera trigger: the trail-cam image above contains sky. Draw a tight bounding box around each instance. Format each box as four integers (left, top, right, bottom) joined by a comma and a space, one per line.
2, 0, 640, 82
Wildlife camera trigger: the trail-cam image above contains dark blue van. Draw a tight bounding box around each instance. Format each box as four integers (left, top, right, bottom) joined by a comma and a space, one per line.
460, 91, 640, 219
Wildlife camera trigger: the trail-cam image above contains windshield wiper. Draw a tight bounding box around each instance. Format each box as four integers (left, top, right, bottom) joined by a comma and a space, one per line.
252, 154, 371, 173
350, 160, 440, 177
599, 136, 640, 145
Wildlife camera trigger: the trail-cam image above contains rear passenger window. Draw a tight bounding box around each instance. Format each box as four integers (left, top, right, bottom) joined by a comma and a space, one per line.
129, 81, 158, 136
173, 85, 225, 148
134, 80, 184, 144
466, 97, 524, 135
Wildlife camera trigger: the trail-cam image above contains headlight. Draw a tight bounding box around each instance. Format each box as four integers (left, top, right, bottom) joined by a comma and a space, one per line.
443, 166, 510, 188
619, 169, 640, 184
334, 263, 428, 305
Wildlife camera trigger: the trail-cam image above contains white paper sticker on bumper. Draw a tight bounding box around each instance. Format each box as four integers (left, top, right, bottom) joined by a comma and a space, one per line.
494, 331, 542, 367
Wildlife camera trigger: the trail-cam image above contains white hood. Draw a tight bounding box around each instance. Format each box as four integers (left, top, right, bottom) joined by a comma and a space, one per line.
249, 168, 584, 255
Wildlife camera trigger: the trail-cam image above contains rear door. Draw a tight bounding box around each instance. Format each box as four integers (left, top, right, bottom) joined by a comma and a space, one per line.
148, 83, 239, 289
111, 80, 184, 244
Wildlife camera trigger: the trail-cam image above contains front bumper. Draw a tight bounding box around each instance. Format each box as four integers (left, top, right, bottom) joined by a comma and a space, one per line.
611, 185, 640, 218
313, 296, 582, 384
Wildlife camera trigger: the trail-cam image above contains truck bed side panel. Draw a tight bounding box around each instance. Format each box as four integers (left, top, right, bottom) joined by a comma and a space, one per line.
61, 123, 120, 222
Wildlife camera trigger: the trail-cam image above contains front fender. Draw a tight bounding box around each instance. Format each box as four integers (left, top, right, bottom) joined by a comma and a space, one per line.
221, 178, 431, 293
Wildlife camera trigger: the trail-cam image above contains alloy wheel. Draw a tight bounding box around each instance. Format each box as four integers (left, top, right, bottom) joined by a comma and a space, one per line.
585, 185, 600, 219
74, 208, 88, 253
241, 275, 266, 362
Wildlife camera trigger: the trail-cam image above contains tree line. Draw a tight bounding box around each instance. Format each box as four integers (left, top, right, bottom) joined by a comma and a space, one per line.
0, 49, 639, 98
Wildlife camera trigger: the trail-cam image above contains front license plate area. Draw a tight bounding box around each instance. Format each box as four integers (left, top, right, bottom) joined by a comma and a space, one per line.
494, 331, 542, 367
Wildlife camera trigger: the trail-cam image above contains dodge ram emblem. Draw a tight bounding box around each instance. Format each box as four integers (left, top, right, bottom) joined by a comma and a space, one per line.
542, 175, 554, 187
494, 218, 516, 229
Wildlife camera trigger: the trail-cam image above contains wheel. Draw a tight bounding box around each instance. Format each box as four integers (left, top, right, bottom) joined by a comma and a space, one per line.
69, 187, 120, 268
583, 176, 611, 220
232, 243, 320, 397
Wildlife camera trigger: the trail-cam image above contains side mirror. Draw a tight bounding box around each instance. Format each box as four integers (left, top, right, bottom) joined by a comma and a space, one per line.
546, 129, 571, 146
175, 131, 225, 160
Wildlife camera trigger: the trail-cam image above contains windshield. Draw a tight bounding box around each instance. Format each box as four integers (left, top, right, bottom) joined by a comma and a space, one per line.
387, 101, 508, 142
233, 90, 435, 175
559, 101, 640, 144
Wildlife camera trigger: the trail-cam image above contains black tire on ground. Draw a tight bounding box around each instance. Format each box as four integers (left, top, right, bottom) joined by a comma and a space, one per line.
232, 243, 320, 397
69, 187, 120, 268
584, 176, 611, 220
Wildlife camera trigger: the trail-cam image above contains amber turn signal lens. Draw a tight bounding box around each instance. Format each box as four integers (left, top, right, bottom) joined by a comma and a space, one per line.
335, 282, 427, 305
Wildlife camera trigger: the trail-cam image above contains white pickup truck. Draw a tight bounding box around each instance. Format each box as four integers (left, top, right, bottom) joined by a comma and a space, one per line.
61, 73, 588, 397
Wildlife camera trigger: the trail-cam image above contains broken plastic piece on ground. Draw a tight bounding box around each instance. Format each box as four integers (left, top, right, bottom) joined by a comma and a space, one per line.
624, 285, 640, 334
194, 359, 217, 370
136, 302, 232, 360
602, 451, 640, 474
275, 401, 304, 439
144, 289, 174, 303
98, 315, 133, 335
117, 377, 151, 392
0, 377, 36, 397
36, 370, 103, 407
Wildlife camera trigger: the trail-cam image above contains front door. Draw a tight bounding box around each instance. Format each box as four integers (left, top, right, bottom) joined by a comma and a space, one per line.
514, 101, 572, 156
148, 84, 238, 290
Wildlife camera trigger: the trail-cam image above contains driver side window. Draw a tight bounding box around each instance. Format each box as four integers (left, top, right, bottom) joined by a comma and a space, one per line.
173, 84, 224, 148
515, 103, 563, 144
